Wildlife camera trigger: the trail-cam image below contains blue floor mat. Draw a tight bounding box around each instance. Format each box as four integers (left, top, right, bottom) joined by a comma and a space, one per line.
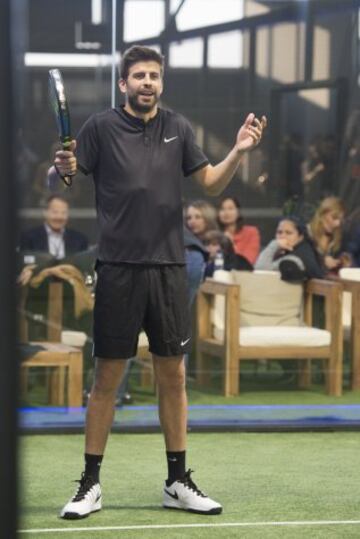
19, 404, 360, 432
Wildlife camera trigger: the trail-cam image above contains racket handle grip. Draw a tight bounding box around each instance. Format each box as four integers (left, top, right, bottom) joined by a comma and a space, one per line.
61, 140, 74, 186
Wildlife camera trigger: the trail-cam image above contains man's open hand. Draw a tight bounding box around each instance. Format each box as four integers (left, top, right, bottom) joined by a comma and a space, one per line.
236, 113, 267, 152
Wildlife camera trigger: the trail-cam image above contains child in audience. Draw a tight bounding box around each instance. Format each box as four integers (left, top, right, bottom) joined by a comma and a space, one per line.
203, 230, 253, 277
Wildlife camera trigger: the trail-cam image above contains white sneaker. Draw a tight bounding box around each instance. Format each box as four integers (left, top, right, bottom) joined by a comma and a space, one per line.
163, 469, 222, 515
60, 473, 102, 519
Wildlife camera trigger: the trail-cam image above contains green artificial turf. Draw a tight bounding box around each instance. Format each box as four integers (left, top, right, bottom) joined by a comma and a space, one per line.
20, 432, 360, 538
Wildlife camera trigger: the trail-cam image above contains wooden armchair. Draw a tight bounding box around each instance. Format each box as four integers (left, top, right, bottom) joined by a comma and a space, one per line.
196, 271, 343, 397
18, 281, 83, 407
339, 268, 360, 390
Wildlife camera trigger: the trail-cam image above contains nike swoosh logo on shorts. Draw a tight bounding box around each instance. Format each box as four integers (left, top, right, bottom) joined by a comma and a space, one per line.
181, 338, 190, 347
164, 489, 179, 500
164, 136, 178, 143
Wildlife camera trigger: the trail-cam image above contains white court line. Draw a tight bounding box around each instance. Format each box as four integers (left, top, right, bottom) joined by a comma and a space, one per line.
18, 520, 360, 534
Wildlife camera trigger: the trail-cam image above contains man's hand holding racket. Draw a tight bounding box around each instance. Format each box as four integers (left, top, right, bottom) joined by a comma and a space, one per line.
54, 140, 77, 178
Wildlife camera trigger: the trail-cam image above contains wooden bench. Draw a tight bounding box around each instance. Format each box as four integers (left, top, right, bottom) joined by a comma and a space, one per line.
18, 280, 83, 407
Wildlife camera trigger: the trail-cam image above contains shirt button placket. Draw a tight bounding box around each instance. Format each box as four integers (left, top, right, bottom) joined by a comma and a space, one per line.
143, 126, 150, 147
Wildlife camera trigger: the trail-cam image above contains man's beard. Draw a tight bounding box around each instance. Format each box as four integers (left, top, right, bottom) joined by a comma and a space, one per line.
128, 92, 159, 113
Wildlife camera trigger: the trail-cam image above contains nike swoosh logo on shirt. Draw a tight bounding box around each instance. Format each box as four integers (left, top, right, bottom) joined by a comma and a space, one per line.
164, 136, 178, 143
164, 489, 179, 500
181, 338, 190, 347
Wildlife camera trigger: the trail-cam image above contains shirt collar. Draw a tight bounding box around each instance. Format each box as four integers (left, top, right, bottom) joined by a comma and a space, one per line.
44, 223, 64, 236
116, 105, 160, 128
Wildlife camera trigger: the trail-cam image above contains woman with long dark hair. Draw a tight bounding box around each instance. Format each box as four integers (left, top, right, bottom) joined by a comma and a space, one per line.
217, 197, 260, 266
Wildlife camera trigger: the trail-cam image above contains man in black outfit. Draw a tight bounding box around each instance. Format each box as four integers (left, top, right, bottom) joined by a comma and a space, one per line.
54, 45, 266, 519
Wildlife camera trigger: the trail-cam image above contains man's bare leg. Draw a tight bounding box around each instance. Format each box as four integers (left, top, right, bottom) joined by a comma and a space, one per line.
154, 354, 222, 514
85, 358, 128, 454
61, 358, 128, 519
153, 355, 187, 451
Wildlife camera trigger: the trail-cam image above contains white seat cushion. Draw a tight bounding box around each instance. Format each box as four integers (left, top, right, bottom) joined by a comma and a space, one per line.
211, 269, 303, 330
231, 270, 303, 327
210, 270, 330, 347
213, 326, 331, 347
339, 268, 360, 281
61, 331, 87, 348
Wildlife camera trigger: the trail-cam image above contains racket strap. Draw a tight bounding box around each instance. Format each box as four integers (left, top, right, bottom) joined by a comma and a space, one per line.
54, 164, 74, 187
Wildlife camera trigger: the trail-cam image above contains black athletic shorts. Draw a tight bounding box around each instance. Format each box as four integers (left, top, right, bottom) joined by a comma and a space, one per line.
93, 262, 191, 359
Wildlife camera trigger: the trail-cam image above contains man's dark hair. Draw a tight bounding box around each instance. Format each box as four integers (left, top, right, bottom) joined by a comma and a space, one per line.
119, 45, 164, 80
45, 193, 69, 208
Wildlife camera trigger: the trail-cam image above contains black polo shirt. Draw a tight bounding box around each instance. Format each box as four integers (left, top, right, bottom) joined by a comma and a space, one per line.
76, 106, 208, 264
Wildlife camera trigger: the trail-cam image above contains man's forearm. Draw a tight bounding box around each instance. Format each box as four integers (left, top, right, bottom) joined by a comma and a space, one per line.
198, 146, 245, 196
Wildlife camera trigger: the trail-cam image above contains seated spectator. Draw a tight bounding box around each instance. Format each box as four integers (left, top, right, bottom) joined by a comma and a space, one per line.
203, 230, 253, 278
343, 208, 360, 267
344, 224, 360, 267
255, 216, 324, 281
18, 194, 88, 285
185, 200, 218, 242
217, 196, 260, 265
307, 196, 352, 275
183, 225, 208, 308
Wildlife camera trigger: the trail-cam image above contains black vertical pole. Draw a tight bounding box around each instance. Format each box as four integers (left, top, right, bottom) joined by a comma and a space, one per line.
304, 2, 314, 83
0, 0, 18, 537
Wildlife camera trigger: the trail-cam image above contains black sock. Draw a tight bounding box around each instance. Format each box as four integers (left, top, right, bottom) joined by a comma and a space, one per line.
84, 453, 103, 482
166, 451, 186, 486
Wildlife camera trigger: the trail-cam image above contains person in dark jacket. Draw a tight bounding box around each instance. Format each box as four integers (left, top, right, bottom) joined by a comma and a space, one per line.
18, 194, 88, 285
183, 225, 208, 307
20, 194, 88, 257
343, 221, 360, 268
255, 216, 324, 281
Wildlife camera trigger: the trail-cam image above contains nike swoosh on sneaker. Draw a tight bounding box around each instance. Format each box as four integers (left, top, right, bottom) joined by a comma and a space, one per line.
164, 136, 178, 143
164, 489, 179, 500
181, 338, 190, 346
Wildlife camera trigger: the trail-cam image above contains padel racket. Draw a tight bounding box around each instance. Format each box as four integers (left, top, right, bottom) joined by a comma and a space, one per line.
48, 68, 73, 186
